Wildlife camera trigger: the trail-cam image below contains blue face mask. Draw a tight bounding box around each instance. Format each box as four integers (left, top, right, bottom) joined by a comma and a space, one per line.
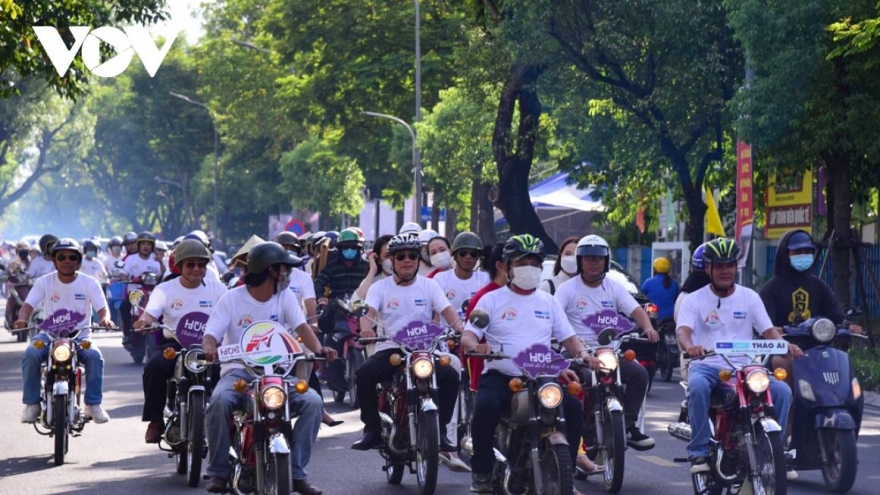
341, 248, 358, 260
790, 253, 814, 272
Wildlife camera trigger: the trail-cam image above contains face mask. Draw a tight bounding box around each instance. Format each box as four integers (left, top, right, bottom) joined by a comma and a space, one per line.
381, 258, 393, 274
560, 255, 577, 275
341, 248, 358, 260
790, 254, 814, 272
86, 250, 97, 258
430, 251, 452, 270
511, 265, 543, 291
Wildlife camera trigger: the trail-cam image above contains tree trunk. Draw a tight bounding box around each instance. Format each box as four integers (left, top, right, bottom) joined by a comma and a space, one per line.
445, 207, 457, 239
492, 63, 558, 253
682, 182, 706, 248
825, 153, 852, 306
471, 160, 496, 247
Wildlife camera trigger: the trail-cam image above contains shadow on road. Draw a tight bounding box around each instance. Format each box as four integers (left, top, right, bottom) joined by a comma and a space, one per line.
0, 454, 63, 477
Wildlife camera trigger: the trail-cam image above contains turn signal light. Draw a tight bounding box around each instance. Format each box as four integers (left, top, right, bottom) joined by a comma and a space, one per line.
33, 340, 46, 350
233, 378, 249, 393
773, 368, 787, 381
446, 339, 456, 350
295, 380, 309, 393
80, 340, 91, 350
718, 369, 732, 382
509, 378, 524, 392
438, 355, 452, 367
164, 348, 178, 360
567, 381, 583, 395
389, 354, 402, 366
623, 350, 636, 361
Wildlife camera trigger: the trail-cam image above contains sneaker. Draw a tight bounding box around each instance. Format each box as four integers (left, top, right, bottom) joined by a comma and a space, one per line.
85, 404, 110, 424
470, 472, 493, 494
786, 468, 798, 481
690, 456, 710, 474
21, 404, 40, 423
626, 425, 655, 450
145, 421, 163, 443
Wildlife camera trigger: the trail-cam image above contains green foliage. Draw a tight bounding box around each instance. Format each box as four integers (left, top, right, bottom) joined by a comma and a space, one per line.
851, 346, 880, 391
828, 2, 880, 59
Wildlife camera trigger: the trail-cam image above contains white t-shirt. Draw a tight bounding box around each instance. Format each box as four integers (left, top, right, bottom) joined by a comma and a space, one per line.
465, 286, 575, 377
365, 275, 452, 353
287, 269, 317, 308
204, 286, 307, 376
432, 269, 490, 319
80, 257, 108, 283
145, 277, 227, 345
676, 284, 774, 368
28, 256, 55, 278
25, 272, 108, 339
103, 253, 125, 276
122, 254, 162, 292
554, 276, 641, 347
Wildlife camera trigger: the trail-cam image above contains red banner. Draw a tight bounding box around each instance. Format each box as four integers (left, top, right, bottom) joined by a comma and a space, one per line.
735, 141, 754, 241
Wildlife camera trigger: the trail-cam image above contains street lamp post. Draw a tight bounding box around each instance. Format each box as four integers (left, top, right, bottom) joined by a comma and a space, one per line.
362, 111, 420, 223
413, 0, 423, 226
169, 91, 219, 237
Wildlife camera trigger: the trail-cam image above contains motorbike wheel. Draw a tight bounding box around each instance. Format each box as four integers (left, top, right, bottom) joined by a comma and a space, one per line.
186, 392, 206, 487
691, 472, 723, 495
602, 409, 626, 494
346, 350, 364, 409
266, 452, 291, 495
660, 346, 675, 382
415, 409, 440, 495
130, 333, 145, 364
750, 428, 787, 495
53, 395, 68, 466
386, 462, 405, 485
820, 429, 858, 493
538, 442, 575, 495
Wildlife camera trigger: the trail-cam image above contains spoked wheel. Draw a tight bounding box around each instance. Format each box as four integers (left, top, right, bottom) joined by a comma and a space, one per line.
602, 410, 626, 493
53, 395, 68, 466
538, 443, 574, 495
749, 428, 787, 495
261, 450, 291, 495
347, 351, 364, 409
416, 410, 439, 495
691, 472, 723, 495
186, 392, 206, 487
820, 429, 858, 494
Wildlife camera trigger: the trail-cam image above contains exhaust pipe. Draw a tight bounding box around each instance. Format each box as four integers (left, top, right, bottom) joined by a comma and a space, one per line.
461, 436, 507, 463
667, 422, 692, 442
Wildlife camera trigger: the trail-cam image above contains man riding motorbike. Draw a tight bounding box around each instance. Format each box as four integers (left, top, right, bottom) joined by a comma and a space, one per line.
120, 231, 162, 343
4, 241, 32, 330
28, 234, 58, 279
122, 231, 139, 257
16, 238, 114, 424
80, 239, 109, 285
675, 237, 802, 479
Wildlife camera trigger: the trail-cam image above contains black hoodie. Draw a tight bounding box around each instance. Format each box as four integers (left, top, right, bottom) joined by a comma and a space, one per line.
759, 229, 844, 327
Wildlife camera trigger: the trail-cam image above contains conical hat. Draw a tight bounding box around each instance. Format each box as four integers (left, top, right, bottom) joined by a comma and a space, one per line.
233, 235, 266, 260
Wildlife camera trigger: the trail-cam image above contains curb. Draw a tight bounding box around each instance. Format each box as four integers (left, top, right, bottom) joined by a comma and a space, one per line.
865, 390, 880, 411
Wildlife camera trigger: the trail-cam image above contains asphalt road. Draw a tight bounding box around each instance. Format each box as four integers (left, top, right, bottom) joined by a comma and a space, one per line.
1, 328, 878, 495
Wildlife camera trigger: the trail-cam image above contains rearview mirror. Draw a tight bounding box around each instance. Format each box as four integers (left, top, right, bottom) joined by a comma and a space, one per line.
597, 328, 616, 346
350, 299, 369, 317
469, 309, 490, 330
460, 298, 471, 314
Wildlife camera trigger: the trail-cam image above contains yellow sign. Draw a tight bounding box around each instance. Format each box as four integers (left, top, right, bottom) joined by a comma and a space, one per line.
765, 169, 812, 239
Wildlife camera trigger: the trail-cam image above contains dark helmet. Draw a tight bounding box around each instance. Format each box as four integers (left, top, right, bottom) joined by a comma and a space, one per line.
786, 231, 815, 252
174, 239, 211, 266
51, 238, 83, 254
324, 231, 339, 248
274, 231, 300, 247
503, 234, 545, 262
691, 243, 708, 272
122, 231, 138, 245
387, 234, 421, 254
39, 234, 58, 254
83, 239, 99, 252
703, 237, 742, 265
108, 236, 123, 248
452, 232, 482, 254
247, 242, 301, 274
136, 231, 156, 245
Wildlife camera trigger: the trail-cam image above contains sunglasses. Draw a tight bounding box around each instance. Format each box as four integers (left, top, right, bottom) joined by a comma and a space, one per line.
457, 249, 480, 258
394, 252, 420, 261
184, 261, 208, 269
55, 253, 81, 262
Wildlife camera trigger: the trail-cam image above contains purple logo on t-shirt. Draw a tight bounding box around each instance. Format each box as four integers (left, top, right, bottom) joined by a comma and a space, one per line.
40, 309, 87, 337
392, 320, 445, 351
176, 311, 209, 348
511, 343, 569, 380
582, 309, 636, 336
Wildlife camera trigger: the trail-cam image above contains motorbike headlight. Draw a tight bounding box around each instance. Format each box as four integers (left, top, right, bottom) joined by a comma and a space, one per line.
746, 369, 770, 394
811, 318, 836, 343
184, 349, 208, 374
597, 350, 619, 371
538, 383, 563, 409
261, 385, 287, 410
412, 358, 435, 379
52, 344, 72, 363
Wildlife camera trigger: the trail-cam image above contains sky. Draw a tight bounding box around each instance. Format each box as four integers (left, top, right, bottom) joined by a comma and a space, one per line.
162, 0, 212, 44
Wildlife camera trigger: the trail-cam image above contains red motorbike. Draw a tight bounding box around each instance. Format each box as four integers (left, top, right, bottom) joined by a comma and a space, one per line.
123, 272, 160, 364
2, 266, 34, 342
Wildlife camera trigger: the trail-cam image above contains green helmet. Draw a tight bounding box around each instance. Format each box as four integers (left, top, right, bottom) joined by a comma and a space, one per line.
452, 232, 482, 254
338, 227, 364, 248
174, 239, 211, 267
503, 234, 545, 262
703, 237, 741, 264
248, 242, 300, 274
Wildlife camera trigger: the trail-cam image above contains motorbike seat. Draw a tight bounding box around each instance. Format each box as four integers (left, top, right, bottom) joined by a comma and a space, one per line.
710, 386, 737, 409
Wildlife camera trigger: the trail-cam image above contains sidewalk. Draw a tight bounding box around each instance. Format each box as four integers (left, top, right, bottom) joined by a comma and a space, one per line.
865, 390, 880, 411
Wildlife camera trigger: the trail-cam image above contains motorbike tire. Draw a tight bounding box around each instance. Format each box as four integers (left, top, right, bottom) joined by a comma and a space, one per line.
602, 409, 626, 494
265, 452, 291, 495
386, 462, 405, 485
347, 350, 364, 409
54, 395, 68, 466
130, 333, 145, 364
660, 346, 675, 382
186, 392, 206, 487
820, 429, 858, 493
750, 428, 787, 495
691, 472, 723, 495
537, 442, 575, 495
416, 409, 439, 495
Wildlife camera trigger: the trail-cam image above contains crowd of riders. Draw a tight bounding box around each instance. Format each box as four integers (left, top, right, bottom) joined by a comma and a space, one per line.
0, 222, 858, 494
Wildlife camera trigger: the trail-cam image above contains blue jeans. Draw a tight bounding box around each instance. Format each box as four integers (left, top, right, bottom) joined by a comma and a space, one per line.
205, 369, 323, 481
22, 333, 105, 405
686, 364, 791, 459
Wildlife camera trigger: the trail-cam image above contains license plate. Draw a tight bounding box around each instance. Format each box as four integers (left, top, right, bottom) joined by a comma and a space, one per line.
665, 334, 677, 346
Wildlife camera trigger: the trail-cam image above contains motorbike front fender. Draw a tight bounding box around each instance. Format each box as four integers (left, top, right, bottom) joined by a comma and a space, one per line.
814, 410, 857, 430
53, 380, 69, 396
268, 432, 290, 455
542, 430, 568, 446
187, 385, 206, 403
757, 417, 782, 433
604, 397, 623, 413
420, 396, 438, 413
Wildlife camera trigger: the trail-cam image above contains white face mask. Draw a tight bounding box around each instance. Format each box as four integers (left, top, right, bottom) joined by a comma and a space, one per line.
381, 258, 393, 275
560, 255, 577, 275
511, 265, 542, 291
430, 250, 452, 270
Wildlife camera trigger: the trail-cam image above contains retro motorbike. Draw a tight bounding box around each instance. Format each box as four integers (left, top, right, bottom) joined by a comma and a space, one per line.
2, 266, 34, 342
323, 298, 366, 408
668, 342, 790, 495
123, 274, 160, 363
783, 317, 865, 493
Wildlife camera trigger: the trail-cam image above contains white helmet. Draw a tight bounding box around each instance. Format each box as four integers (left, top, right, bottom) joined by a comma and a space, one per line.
576, 234, 611, 274
417, 229, 439, 245
399, 222, 421, 236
